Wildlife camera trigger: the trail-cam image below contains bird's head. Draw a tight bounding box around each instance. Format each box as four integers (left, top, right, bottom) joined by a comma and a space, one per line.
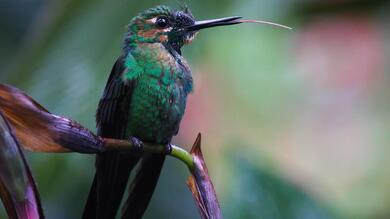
124, 5, 291, 54
124, 5, 241, 53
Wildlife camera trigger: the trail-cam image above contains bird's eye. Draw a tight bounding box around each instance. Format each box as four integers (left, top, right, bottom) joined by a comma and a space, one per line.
156, 17, 169, 28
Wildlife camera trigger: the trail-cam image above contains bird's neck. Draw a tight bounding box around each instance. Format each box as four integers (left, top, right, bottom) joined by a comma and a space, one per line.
123, 42, 193, 94
127, 42, 191, 76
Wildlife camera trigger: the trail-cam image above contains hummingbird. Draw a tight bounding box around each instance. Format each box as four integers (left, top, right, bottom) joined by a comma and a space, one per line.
82, 5, 290, 219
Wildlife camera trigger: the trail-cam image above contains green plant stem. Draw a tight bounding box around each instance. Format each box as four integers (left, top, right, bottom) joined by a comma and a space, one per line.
103, 138, 195, 172
170, 145, 195, 171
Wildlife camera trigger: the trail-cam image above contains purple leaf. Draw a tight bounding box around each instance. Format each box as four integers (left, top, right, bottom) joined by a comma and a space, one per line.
187, 134, 222, 219
0, 84, 104, 154
0, 110, 44, 219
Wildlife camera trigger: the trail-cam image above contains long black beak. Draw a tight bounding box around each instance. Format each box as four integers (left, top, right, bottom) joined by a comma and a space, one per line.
186, 16, 292, 32
186, 16, 242, 31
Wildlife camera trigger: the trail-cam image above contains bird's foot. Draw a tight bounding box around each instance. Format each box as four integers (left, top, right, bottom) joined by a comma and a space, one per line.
129, 136, 143, 156
164, 144, 172, 155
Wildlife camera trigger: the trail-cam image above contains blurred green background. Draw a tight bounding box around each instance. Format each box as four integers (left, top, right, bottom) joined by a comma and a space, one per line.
1, 0, 389, 218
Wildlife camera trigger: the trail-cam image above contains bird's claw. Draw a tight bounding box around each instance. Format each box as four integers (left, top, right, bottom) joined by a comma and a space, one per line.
129, 136, 143, 156
164, 144, 172, 155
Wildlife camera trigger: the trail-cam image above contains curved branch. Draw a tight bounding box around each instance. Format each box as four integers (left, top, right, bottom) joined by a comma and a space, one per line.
102, 138, 195, 171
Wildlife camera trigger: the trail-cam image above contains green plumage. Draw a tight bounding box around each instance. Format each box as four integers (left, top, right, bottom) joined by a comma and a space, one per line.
124, 43, 193, 144
83, 5, 195, 219
83, 4, 243, 218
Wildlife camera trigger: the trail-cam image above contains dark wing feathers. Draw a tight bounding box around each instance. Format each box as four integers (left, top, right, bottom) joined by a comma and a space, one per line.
82, 56, 139, 219
96, 64, 128, 131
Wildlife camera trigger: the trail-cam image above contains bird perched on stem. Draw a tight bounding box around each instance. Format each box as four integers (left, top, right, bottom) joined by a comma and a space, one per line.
82, 5, 290, 219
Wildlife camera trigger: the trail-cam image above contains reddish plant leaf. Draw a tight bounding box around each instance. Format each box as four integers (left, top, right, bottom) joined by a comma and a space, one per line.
0, 84, 105, 154
0, 110, 44, 219
187, 134, 222, 219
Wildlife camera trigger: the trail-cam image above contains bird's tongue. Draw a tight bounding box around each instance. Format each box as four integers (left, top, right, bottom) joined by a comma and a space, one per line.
187, 16, 291, 31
